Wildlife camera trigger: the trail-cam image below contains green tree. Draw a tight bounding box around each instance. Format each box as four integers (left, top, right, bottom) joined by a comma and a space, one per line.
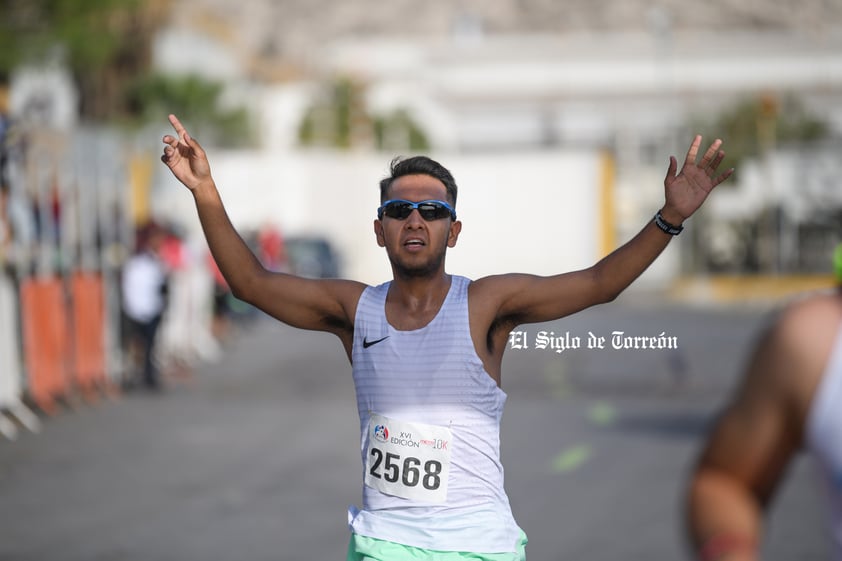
1, 0, 252, 146
299, 77, 429, 151
0, 0, 169, 121
373, 110, 430, 153
691, 94, 829, 171
299, 78, 368, 149
125, 73, 254, 148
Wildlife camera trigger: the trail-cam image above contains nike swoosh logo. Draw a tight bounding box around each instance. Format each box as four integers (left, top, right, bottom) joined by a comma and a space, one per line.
363, 336, 390, 348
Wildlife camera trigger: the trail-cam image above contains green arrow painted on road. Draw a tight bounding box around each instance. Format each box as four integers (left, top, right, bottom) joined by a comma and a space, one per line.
551, 444, 591, 473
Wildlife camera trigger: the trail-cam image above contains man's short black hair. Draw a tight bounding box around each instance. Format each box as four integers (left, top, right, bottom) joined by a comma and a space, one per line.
379, 156, 458, 206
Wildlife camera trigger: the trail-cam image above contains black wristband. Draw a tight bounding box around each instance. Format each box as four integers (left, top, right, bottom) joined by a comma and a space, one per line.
653, 211, 684, 235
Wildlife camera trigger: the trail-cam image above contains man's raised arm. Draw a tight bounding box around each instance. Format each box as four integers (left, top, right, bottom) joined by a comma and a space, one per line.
685, 294, 838, 561
160, 114, 364, 345
482, 135, 733, 327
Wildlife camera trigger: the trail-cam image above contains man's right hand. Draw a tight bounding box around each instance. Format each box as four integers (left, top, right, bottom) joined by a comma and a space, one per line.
161, 114, 212, 191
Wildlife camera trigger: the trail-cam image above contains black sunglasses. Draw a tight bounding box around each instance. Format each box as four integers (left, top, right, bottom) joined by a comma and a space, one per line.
377, 199, 457, 221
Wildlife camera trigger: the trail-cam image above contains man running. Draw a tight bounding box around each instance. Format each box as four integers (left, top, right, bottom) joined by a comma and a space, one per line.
161, 113, 732, 560
686, 279, 842, 560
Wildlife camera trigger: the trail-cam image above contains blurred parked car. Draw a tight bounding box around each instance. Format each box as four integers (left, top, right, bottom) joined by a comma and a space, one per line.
285, 235, 341, 278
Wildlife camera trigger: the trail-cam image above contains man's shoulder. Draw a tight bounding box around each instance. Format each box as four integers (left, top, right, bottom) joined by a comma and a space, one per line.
775, 289, 842, 348
325, 278, 371, 300
468, 273, 533, 292
757, 289, 842, 404
465, 274, 541, 328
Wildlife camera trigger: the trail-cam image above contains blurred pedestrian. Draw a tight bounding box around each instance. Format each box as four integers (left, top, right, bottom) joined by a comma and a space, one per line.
206, 251, 233, 343
156, 224, 197, 380
258, 222, 288, 273
162, 113, 732, 559
686, 277, 842, 560
122, 222, 169, 390
0, 182, 35, 275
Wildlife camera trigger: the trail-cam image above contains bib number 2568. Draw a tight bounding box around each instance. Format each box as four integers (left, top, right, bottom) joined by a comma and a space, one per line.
368, 448, 442, 490
364, 414, 451, 503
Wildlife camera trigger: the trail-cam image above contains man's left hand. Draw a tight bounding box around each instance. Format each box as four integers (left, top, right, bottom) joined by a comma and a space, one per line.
661, 135, 733, 224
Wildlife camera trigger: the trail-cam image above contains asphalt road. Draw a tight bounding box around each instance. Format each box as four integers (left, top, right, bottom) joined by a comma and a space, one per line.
0, 297, 829, 561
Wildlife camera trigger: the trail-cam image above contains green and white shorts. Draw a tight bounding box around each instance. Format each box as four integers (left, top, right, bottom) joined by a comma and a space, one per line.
347, 532, 528, 561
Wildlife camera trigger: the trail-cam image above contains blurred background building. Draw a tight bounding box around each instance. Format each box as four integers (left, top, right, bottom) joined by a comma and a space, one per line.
1, 0, 841, 424
3, 0, 841, 282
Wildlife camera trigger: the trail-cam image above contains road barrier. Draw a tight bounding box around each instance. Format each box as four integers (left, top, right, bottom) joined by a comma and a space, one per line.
70, 272, 110, 400
20, 277, 71, 415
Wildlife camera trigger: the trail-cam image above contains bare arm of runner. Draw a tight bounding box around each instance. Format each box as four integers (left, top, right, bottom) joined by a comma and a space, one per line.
685, 327, 797, 561
685, 295, 838, 561
160, 114, 364, 352
471, 135, 733, 359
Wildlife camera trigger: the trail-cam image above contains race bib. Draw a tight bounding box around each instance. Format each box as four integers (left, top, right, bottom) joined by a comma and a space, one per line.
364, 414, 452, 503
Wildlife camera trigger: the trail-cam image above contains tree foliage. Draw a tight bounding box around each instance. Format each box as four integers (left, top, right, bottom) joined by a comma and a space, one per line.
299, 77, 429, 152
691, 93, 829, 171
125, 73, 254, 148
1, 0, 253, 145
0, 0, 167, 120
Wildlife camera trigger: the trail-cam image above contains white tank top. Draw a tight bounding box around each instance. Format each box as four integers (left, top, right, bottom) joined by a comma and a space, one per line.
806, 323, 842, 560
348, 275, 523, 553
